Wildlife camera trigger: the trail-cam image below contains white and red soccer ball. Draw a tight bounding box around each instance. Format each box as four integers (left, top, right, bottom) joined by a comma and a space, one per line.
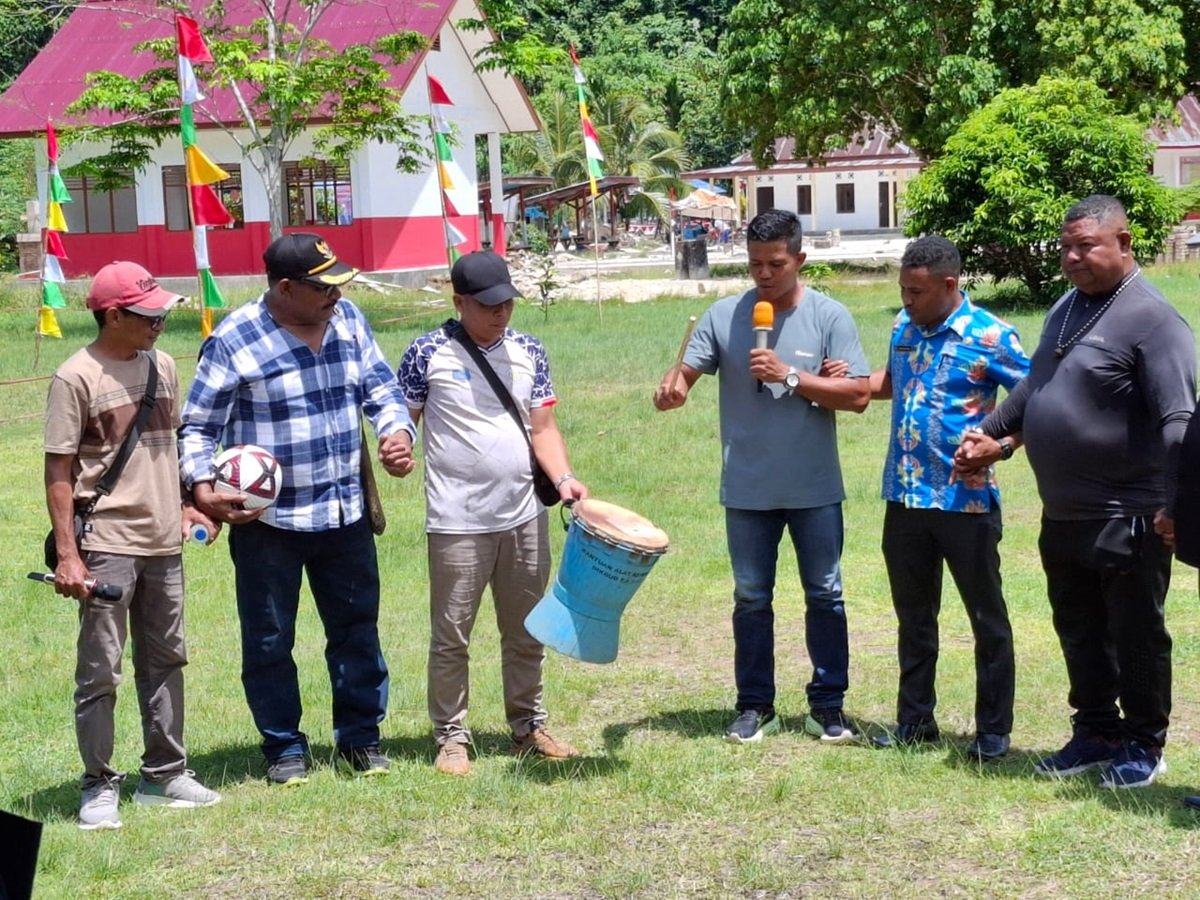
214, 444, 283, 510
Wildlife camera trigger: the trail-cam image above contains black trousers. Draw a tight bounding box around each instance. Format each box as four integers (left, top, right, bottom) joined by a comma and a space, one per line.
882, 503, 1015, 734
1038, 515, 1173, 748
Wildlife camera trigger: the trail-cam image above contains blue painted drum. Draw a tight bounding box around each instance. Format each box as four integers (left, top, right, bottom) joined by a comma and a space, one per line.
525, 499, 670, 664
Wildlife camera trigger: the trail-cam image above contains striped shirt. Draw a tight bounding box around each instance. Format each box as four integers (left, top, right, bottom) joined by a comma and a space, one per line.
179, 293, 415, 532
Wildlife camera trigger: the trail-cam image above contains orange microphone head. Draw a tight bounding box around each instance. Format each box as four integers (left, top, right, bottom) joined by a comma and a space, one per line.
752, 300, 774, 329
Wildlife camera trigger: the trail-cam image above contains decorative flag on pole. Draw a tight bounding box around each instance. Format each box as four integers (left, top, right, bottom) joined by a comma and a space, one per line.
427, 74, 467, 266
37, 121, 70, 339
175, 14, 229, 337
569, 46, 605, 197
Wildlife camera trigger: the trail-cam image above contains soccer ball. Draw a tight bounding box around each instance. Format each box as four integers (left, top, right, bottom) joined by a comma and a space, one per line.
214, 444, 283, 510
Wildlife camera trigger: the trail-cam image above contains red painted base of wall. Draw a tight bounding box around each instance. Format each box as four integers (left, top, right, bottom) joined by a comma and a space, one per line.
51, 215, 483, 278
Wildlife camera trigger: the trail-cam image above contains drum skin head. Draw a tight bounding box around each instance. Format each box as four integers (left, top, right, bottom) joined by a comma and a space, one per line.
574, 499, 669, 551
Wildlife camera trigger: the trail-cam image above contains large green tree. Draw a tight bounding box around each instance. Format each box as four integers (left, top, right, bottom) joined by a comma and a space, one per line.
903, 76, 1179, 302
64, 0, 428, 239
721, 0, 1194, 164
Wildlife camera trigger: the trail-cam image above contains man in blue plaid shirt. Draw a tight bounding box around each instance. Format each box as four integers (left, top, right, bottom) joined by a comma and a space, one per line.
179, 233, 416, 786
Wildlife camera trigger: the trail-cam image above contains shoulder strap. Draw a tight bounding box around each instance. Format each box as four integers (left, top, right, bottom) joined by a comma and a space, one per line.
82, 350, 159, 516
446, 320, 534, 452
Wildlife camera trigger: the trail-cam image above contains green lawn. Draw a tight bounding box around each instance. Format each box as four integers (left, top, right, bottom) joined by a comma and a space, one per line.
3, 264, 1200, 897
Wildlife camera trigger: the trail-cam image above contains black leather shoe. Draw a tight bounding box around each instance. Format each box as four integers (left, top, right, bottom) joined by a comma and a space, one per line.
1183, 795, 1200, 810
967, 733, 1010, 760
871, 720, 940, 748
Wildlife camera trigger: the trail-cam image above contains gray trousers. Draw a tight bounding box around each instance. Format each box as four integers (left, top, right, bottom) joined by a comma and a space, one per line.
75, 552, 188, 786
427, 515, 550, 746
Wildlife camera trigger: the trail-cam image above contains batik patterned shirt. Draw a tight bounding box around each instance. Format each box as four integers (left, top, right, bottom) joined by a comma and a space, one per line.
882, 293, 1029, 512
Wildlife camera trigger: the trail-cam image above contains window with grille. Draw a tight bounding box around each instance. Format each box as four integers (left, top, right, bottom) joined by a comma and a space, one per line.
61, 174, 138, 234
162, 164, 244, 230
285, 161, 352, 227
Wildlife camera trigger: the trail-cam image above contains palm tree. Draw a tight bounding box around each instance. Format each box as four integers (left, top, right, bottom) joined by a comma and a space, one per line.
503, 88, 690, 232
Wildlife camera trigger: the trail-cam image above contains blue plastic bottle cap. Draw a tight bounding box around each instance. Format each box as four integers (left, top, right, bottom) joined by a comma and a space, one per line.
189, 523, 210, 543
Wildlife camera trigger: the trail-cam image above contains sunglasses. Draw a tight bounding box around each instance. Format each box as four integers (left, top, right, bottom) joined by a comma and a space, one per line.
296, 278, 340, 299
122, 308, 169, 328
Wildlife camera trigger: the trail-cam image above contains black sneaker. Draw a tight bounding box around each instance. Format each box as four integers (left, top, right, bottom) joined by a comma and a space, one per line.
337, 745, 390, 777
725, 708, 781, 744
966, 733, 1010, 761
871, 719, 940, 749
804, 708, 858, 744
266, 755, 308, 786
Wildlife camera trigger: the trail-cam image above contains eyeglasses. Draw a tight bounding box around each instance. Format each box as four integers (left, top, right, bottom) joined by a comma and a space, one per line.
122, 308, 168, 328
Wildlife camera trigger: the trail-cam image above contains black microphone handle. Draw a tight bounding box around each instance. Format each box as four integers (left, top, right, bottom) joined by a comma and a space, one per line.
88, 580, 124, 602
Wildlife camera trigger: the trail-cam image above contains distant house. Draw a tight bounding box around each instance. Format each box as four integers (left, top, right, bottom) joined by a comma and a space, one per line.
0, 0, 538, 278
686, 129, 925, 235
1150, 94, 1200, 204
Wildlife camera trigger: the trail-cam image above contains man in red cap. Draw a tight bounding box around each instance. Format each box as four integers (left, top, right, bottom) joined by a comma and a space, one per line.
45, 261, 221, 830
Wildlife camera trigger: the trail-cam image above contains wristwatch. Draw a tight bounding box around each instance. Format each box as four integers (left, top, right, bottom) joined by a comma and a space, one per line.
998, 438, 1015, 460
783, 366, 800, 395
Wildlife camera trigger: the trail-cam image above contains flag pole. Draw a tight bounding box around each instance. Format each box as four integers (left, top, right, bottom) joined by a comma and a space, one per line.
426, 66, 454, 273
590, 195, 603, 320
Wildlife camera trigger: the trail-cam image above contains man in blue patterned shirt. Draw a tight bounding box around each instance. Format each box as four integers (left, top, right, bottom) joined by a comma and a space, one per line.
868, 236, 1029, 759
179, 233, 416, 785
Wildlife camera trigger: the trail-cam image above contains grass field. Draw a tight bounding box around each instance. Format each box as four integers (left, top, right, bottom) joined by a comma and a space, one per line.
3, 264, 1200, 897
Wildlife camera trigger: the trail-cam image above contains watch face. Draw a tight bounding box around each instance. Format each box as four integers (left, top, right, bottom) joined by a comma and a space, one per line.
785, 371, 800, 389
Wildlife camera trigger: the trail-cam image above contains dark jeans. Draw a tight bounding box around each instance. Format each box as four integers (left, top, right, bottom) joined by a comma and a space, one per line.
881, 503, 1014, 734
1038, 515, 1173, 748
229, 517, 389, 762
726, 505, 849, 713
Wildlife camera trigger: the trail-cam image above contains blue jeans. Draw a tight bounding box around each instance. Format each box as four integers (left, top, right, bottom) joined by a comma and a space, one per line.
726, 505, 850, 712
229, 517, 388, 762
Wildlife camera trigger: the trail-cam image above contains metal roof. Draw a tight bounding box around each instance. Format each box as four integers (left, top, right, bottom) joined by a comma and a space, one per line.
1149, 95, 1200, 148
0, 0, 522, 136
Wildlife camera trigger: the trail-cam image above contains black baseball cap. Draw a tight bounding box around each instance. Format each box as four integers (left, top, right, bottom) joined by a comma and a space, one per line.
264, 233, 359, 285
450, 250, 522, 305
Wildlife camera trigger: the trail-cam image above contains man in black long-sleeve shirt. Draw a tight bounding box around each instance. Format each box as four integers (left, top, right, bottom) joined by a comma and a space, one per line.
958, 195, 1195, 790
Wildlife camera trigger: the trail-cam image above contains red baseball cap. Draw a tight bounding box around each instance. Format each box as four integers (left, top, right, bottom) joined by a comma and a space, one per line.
86, 261, 184, 314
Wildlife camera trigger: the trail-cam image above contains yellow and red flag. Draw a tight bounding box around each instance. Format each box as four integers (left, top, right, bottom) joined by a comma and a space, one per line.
176, 14, 228, 336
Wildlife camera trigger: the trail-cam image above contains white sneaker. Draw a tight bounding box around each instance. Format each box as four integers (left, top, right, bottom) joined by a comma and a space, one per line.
134, 770, 221, 808
78, 776, 123, 830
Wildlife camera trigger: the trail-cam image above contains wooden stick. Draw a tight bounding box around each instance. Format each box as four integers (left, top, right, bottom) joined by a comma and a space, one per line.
668, 316, 697, 395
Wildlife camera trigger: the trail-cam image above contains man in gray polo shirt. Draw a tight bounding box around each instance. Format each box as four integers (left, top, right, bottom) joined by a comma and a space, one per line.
959, 194, 1195, 789
654, 208, 871, 744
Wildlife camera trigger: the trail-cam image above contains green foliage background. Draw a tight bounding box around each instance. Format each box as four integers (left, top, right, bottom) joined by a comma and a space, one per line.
903, 77, 1180, 302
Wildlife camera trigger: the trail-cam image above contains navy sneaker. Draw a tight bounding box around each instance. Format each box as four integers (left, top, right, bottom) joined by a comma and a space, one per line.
1099, 742, 1165, 789
966, 733, 1010, 761
337, 745, 390, 777
804, 708, 857, 744
1183, 795, 1200, 810
1033, 733, 1119, 778
725, 708, 781, 744
266, 755, 308, 786
871, 719, 939, 749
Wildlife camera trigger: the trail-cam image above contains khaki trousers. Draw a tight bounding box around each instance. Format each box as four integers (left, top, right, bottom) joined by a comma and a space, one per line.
427, 515, 549, 745
74, 552, 188, 786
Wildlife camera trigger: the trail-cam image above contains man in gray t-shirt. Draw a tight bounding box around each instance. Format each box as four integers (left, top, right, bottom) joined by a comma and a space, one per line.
959, 195, 1195, 791
653, 208, 870, 744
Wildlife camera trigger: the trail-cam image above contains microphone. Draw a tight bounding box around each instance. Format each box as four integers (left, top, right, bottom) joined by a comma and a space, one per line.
753, 300, 774, 393
26, 572, 124, 602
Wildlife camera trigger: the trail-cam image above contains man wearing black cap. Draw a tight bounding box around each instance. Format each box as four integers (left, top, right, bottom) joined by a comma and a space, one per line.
397, 250, 588, 776
180, 233, 417, 785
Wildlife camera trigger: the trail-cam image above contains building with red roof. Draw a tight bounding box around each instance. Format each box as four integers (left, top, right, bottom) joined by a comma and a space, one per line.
0, 0, 539, 278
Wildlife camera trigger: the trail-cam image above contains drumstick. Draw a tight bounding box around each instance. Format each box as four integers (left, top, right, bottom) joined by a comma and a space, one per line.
668, 316, 697, 395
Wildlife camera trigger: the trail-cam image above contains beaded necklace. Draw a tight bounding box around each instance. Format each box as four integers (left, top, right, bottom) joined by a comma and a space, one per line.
1053, 267, 1140, 358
